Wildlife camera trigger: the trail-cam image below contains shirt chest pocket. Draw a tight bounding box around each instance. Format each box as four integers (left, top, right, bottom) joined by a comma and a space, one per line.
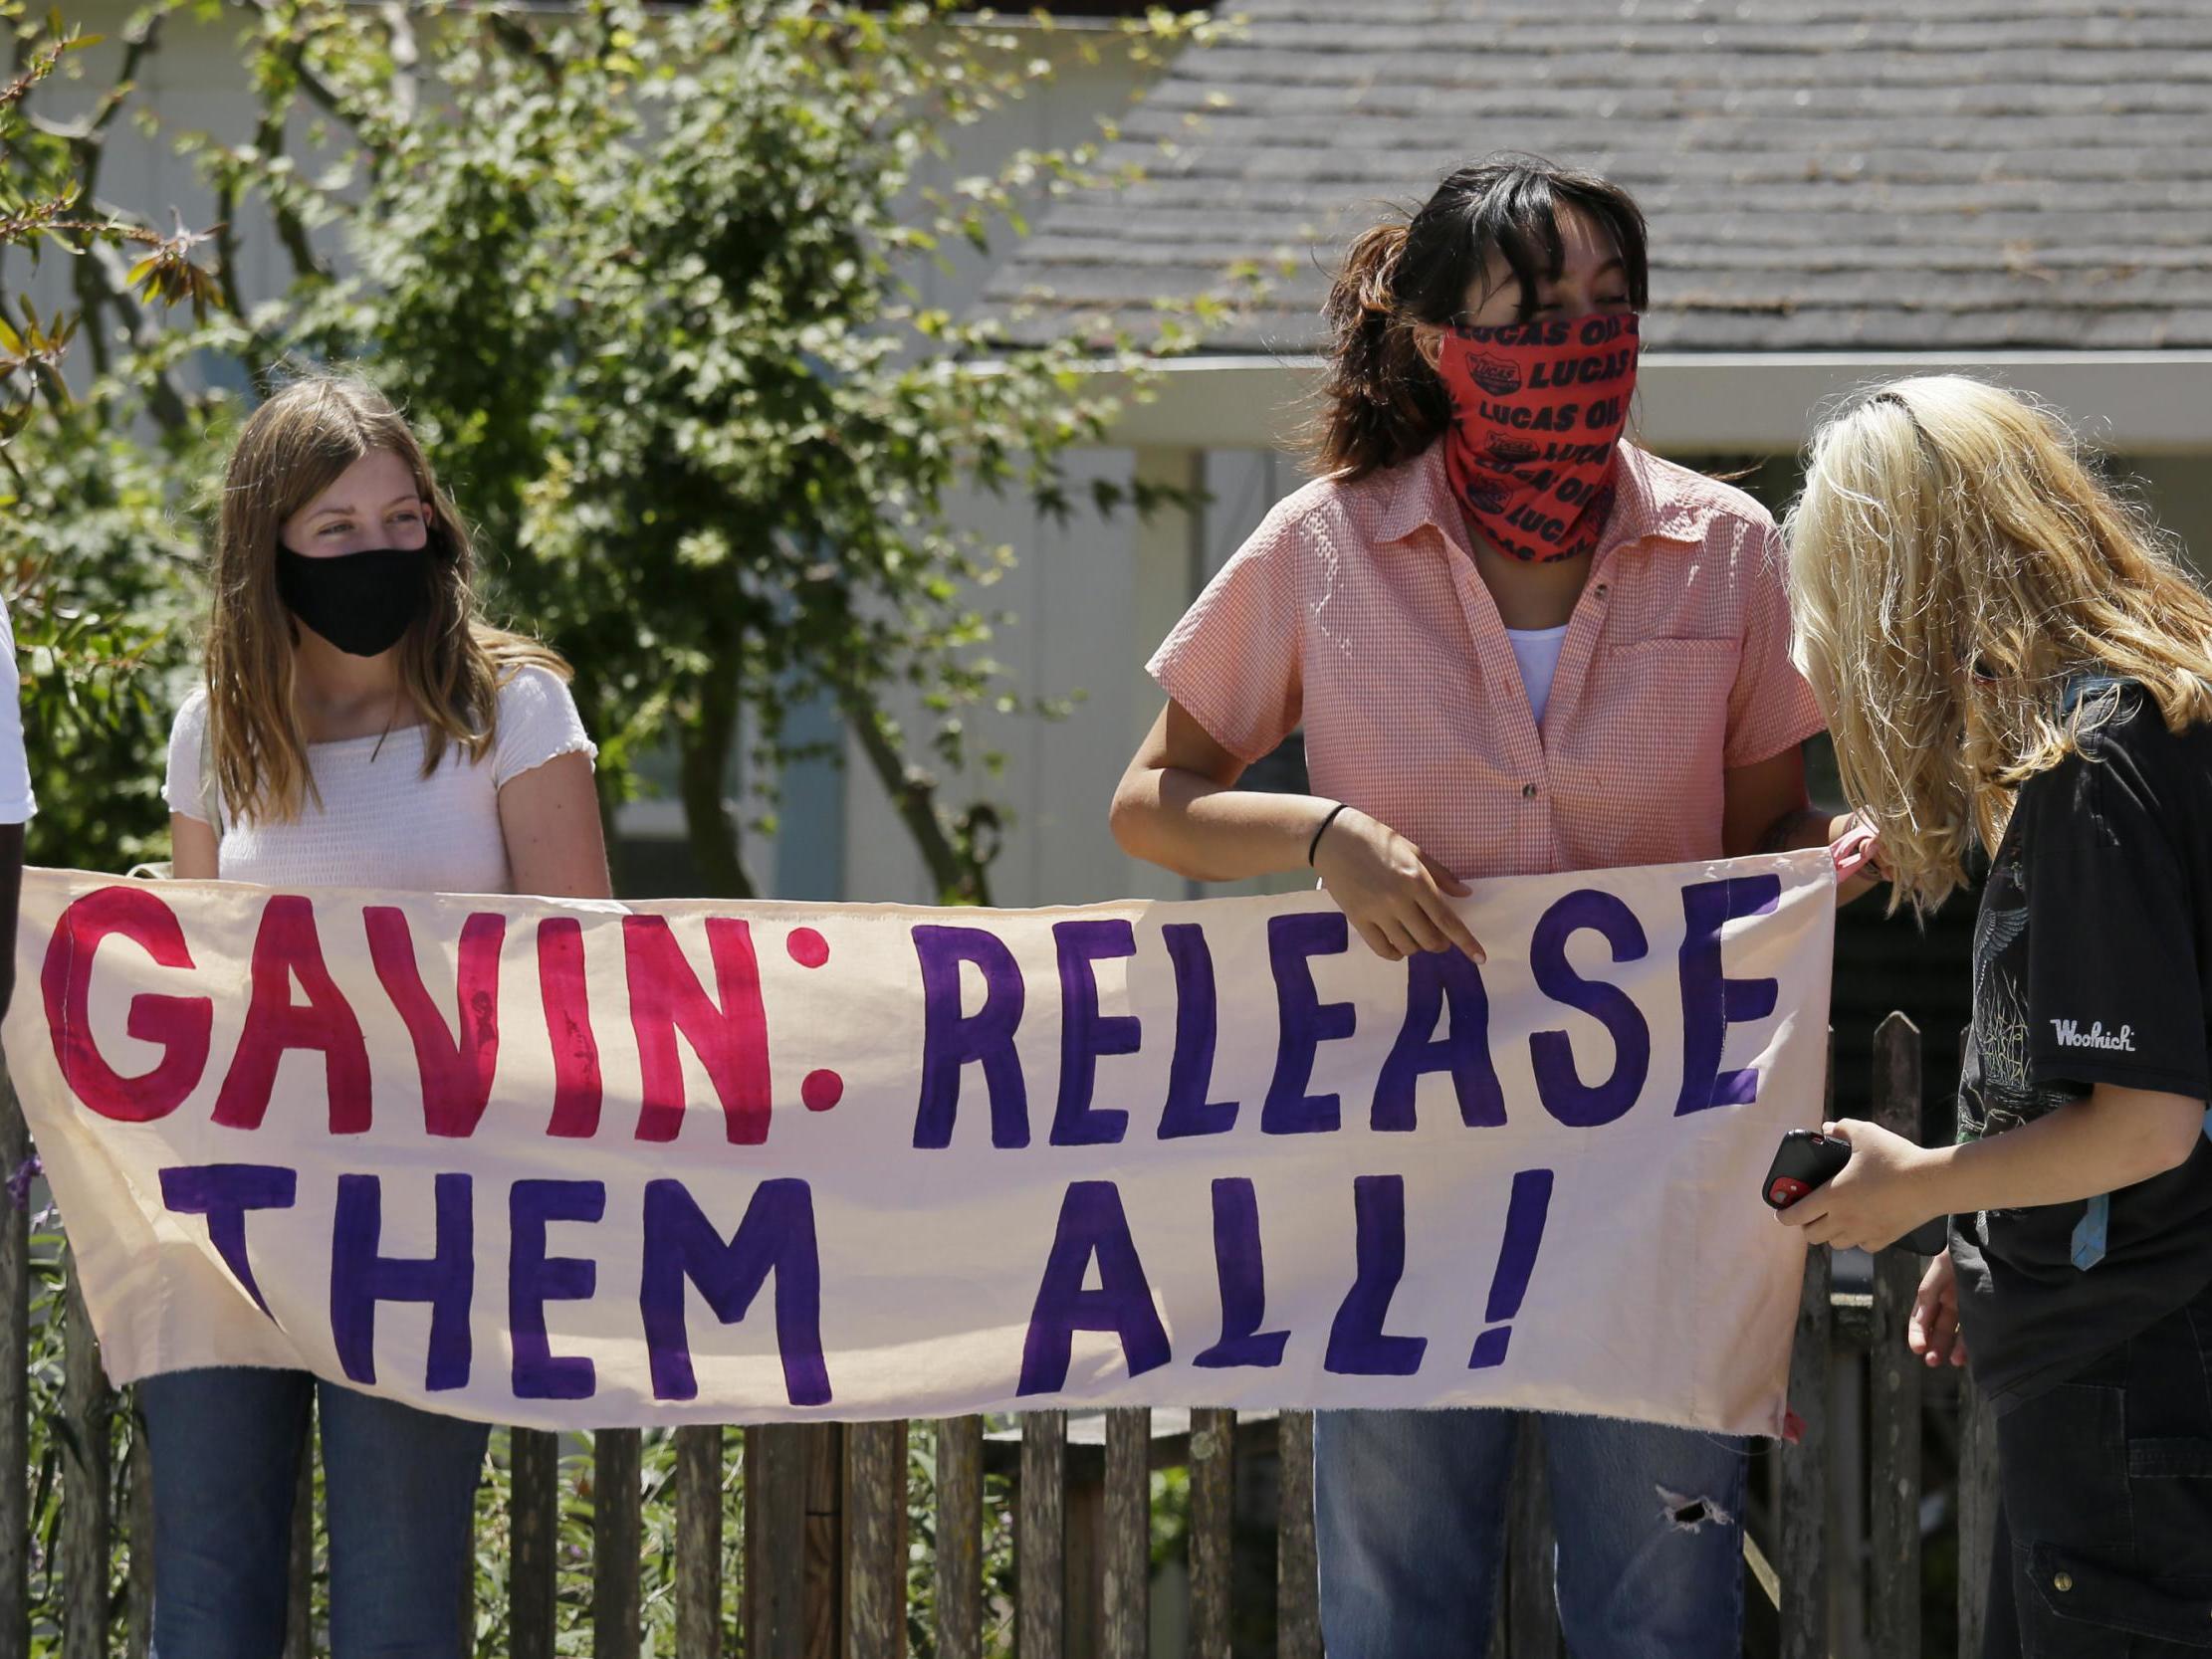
1570, 637, 1742, 783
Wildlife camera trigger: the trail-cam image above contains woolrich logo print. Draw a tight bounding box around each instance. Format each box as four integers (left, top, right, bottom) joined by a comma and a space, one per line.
1468, 354, 1521, 396
2050, 1019, 2136, 1053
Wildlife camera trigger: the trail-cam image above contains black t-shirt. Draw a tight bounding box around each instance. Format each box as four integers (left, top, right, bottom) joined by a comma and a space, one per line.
1951, 679, 2212, 1413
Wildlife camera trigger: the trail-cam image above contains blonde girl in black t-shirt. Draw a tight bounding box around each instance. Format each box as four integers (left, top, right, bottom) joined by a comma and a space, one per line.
1778, 374, 2212, 1657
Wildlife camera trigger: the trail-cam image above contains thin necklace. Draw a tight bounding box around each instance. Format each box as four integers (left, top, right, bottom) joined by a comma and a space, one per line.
366, 688, 406, 764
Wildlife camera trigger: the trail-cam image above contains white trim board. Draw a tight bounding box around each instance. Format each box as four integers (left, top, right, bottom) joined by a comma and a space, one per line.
1105, 352, 2212, 456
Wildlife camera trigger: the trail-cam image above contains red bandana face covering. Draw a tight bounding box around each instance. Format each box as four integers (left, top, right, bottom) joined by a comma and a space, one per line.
1436, 311, 1640, 563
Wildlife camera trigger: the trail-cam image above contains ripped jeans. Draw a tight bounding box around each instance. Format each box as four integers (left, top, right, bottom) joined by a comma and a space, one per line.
1314, 1408, 1746, 1658
1985, 1285, 2212, 1658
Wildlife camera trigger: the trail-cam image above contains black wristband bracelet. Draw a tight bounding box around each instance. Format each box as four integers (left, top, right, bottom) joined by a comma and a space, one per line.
1307, 801, 1350, 867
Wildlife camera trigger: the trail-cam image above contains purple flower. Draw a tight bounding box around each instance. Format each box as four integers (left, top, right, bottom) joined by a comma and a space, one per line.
6, 1153, 41, 1213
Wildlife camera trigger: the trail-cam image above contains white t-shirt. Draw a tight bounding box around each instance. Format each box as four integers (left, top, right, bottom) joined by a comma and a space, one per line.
0, 599, 35, 824
164, 665, 594, 894
1505, 623, 1571, 726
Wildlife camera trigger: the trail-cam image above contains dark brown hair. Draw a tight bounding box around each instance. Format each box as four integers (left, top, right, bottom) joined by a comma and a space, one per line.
1312, 154, 1649, 481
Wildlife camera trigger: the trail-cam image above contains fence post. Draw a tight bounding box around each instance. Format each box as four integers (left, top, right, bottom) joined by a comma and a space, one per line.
61, 1265, 111, 1659
1275, 1410, 1320, 1659
1780, 1028, 1838, 1659
748, 1425, 805, 1659
846, 1421, 904, 1659
803, 1424, 843, 1659
510, 1428, 559, 1659
1101, 1409, 1149, 1659
1018, 1412, 1067, 1659
678, 1423, 727, 1658
934, 1417, 984, 1659
1958, 1377, 2000, 1658
1188, 1408, 1233, 1659
592, 1429, 643, 1659
1868, 1012, 1925, 1659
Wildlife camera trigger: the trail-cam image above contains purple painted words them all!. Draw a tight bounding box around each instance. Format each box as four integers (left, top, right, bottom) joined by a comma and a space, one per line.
154, 1157, 1560, 1406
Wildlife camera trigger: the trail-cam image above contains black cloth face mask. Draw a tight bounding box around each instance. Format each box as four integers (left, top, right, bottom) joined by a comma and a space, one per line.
274, 545, 434, 658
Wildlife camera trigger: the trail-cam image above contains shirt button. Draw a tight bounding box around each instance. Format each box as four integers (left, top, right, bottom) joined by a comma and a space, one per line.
1522, 782, 1538, 799
1593, 581, 1609, 599
2053, 1572, 2074, 1593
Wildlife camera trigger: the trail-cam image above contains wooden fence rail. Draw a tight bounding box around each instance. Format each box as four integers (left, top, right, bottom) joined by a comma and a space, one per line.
0, 1014, 1997, 1657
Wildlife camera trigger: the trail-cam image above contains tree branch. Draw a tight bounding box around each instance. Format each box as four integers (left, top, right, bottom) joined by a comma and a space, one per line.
209, 172, 276, 388
258, 105, 332, 289
836, 690, 990, 906
51, 13, 165, 384
485, 9, 564, 79
79, 233, 189, 433
678, 658, 756, 900
229, 0, 390, 161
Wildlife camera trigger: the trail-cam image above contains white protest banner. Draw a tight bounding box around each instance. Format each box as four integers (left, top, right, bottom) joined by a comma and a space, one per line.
2, 851, 1832, 1435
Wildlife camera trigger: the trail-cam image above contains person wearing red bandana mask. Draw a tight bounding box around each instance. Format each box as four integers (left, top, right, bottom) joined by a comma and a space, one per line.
1437, 311, 1640, 563
1111, 155, 1880, 1659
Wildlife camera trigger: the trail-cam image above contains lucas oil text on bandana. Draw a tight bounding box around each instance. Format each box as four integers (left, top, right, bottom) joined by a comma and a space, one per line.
1437, 312, 1640, 564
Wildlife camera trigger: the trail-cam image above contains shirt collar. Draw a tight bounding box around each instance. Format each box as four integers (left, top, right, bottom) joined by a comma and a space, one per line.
1375, 440, 1716, 556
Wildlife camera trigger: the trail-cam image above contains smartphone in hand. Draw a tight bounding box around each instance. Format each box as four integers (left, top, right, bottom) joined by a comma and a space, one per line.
1762, 1129, 1949, 1254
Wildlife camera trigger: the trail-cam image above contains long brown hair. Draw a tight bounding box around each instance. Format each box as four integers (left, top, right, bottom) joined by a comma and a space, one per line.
1785, 376, 2212, 915
1311, 154, 1650, 482
204, 371, 569, 824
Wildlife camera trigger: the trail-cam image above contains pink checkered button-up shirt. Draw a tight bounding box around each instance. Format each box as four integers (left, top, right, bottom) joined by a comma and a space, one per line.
1148, 440, 1827, 881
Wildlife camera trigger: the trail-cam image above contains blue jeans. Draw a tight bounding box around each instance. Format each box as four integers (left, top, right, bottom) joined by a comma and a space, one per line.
1315, 1407, 1748, 1658
137, 1367, 489, 1659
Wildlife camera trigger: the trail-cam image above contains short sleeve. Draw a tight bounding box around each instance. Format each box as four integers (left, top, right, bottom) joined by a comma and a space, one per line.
492, 665, 597, 787
2023, 724, 2210, 1100
0, 599, 35, 823
1724, 522, 1829, 768
163, 689, 214, 826
1146, 501, 1306, 764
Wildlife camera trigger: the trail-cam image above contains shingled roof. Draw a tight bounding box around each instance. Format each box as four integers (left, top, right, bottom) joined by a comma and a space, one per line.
982, 0, 2212, 354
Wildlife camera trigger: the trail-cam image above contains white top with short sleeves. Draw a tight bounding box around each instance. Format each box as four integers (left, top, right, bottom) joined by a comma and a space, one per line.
163, 665, 594, 894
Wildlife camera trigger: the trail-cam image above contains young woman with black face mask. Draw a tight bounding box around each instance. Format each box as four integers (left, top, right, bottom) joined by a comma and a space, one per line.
145, 372, 609, 1659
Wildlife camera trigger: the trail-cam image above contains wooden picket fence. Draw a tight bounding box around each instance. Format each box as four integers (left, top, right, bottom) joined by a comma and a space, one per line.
0, 1013, 1999, 1658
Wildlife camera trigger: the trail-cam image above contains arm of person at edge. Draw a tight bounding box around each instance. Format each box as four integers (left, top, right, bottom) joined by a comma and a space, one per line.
0, 823, 21, 1019
1110, 703, 1870, 964
168, 750, 612, 901
1777, 1085, 2205, 1370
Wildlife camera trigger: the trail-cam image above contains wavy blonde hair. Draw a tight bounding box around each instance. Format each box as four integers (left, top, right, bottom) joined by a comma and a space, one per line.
1784, 375, 2212, 915
205, 372, 569, 825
